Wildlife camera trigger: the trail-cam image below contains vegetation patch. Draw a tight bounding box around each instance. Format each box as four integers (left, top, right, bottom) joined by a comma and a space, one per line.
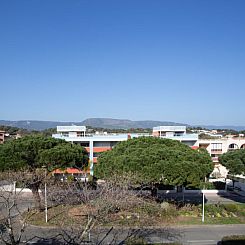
220, 235, 245, 245
26, 201, 245, 227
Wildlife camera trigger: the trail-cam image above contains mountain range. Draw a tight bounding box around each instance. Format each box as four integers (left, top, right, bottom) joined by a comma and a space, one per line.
0, 118, 244, 131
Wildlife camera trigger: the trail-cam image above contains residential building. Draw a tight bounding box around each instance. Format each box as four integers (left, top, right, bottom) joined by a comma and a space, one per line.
198, 136, 245, 177
53, 125, 200, 175
52, 167, 89, 182
52, 126, 149, 175
153, 126, 199, 147
0, 130, 5, 144
53, 124, 245, 178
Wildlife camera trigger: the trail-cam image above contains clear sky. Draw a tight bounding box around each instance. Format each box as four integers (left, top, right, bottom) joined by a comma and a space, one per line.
0, 0, 245, 125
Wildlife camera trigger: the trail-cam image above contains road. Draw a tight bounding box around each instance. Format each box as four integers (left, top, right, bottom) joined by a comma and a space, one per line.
1, 191, 244, 244
160, 191, 245, 204
0, 192, 35, 218
10, 224, 245, 244
179, 224, 245, 245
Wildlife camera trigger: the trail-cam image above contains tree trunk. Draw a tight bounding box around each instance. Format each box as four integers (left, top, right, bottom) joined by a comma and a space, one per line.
30, 184, 43, 211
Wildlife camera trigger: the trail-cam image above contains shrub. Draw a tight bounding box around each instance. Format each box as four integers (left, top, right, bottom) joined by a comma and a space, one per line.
223, 204, 239, 213
125, 236, 147, 244
160, 202, 171, 211
221, 235, 245, 244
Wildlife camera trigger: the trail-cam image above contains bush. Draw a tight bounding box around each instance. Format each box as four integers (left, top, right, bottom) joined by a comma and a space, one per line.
212, 181, 226, 190
160, 202, 171, 211
204, 204, 224, 217
125, 236, 147, 244
198, 181, 226, 190
223, 204, 239, 213
221, 235, 245, 244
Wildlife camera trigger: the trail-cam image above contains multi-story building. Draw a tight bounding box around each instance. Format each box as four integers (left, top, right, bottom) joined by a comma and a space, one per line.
153, 126, 199, 147
53, 125, 244, 178
0, 130, 5, 144
52, 126, 149, 175
198, 136, 245, 177
53, 125, 199, 175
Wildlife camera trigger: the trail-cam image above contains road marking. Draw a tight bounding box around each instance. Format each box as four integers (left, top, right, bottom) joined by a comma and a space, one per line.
187, 240, 216, 243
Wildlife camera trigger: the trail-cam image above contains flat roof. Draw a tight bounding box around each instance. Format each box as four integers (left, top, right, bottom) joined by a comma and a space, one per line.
153, 126, 186, 131
57, 126, 86, 132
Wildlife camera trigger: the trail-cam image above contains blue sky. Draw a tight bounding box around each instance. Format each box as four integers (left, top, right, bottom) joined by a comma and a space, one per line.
0, 0, 245, 125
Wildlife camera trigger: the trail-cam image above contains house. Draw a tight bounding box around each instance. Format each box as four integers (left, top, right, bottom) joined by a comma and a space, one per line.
52, 167, 89, 182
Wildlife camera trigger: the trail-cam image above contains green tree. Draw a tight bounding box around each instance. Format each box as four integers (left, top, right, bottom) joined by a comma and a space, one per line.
0, 135, 88, 209
94, 137, 213, 190
219, 149, 245, 175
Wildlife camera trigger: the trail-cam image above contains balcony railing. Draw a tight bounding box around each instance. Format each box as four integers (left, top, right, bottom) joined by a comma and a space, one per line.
211, 149, 222, 154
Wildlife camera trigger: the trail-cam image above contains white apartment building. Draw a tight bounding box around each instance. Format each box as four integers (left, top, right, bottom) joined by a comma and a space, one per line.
53, 125, 245, 178
52, 126, 149, 175
153, 126, 199, 147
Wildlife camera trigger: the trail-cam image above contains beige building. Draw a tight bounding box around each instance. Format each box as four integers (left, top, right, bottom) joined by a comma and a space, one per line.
198, 136, 245, 177
0, 130, 5, 144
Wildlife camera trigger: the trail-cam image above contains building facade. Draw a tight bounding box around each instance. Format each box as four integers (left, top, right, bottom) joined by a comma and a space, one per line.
153, 126, 199, 147
198, 136, 245, 177
0, 130, 5, 144
52, 126, 149, 175
53, 125, 245, 178
52, 125, 199, 175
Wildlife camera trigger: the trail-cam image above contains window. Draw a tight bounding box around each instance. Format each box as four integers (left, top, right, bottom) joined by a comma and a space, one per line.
159, 132, 166, 136
61, 132, 69, 137
94, 141, 118, 147
229, 143, 238, 149
174, 131, 183, 136
93, 152, 101, 157
211, 143, 222, 151
77, 132, 85, 137
76, 142, 89, 147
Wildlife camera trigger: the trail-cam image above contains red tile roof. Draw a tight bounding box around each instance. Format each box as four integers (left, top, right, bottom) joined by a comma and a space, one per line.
53, 167, 88, 174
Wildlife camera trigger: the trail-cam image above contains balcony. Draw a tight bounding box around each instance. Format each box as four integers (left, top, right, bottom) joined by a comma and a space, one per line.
211, 149, 222, 154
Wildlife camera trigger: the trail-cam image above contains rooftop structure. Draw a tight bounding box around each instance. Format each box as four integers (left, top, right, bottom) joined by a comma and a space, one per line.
153, 126, 198, 147
57, 126, 86, 137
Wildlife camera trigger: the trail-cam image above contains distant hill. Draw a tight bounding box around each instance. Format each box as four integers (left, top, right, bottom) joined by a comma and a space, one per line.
0, 118, 244, 131
196, 125, 245, 131
0, 120, 76, 131
81, 118, 187, 129
0, 118, 188, 131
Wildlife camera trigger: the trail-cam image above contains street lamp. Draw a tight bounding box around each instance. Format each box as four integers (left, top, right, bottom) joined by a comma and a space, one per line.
202, 191, 205, 223
202, 181, 206, 223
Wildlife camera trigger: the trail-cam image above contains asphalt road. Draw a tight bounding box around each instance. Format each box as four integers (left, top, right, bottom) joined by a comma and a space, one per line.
1, 191, 245, 244
160, 191, 245, 204
9, 224, 245, 244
